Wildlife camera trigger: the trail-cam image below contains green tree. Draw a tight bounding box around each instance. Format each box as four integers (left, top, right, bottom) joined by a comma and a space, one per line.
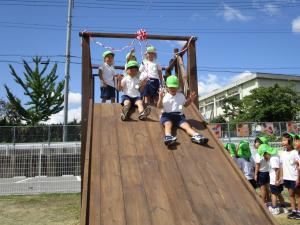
0, 98, 22, 126
4, 57, 64, 125
222, 96, 245, 121
210, 115, 226, 123
222, 84, 300, 122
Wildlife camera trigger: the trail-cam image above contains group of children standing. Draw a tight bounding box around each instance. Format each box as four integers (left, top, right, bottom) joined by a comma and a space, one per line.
98, 47, 209, 146
224, 133, 300, 220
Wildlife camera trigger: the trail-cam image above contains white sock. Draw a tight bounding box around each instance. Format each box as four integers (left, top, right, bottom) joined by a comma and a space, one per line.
165, 133, 171, 136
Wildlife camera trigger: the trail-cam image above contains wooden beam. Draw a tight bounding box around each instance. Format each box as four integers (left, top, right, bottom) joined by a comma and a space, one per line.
187, 39, 199, 108
79, 32, 191, 41
81, 35, 92, 195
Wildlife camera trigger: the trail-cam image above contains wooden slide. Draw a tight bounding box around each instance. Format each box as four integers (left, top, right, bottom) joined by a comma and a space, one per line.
80, 103, 278, 225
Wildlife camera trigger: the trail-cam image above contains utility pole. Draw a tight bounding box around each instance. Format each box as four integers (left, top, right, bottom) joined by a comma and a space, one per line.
63, 0, 73, 142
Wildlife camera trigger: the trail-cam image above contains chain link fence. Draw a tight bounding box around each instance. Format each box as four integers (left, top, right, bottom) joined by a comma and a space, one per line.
0, 123, 294, 195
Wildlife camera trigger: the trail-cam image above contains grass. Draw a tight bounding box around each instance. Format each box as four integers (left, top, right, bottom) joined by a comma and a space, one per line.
0, 193, 80, 225
0, 192, 299, 225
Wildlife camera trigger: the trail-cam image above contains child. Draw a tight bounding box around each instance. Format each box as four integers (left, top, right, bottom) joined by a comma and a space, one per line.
282, 132, 300, 219
118, 60, 151, 121
254, 139, 271, 205
157, 75, 208, 146
295, 135, 300, 219
236, 141, 257, 189
224, 143, 237, 160
139, 46, 163, 105
260, 144, 286, 215
124, 49, 137, 72
99, 50, 118, 103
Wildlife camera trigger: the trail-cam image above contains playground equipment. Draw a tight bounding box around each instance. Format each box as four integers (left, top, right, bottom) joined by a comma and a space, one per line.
79, 32, 277, 225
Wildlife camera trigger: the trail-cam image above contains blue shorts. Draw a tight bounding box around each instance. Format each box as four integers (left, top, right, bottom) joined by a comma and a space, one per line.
121, 95, 142, 106
248, 179, 257, 189
141, 78, 160, 98
270, 184, 283, 195
101, 85, 116, 99
160, 112, 187, 128
283, 180, 296, 190
257, 172, 270, 187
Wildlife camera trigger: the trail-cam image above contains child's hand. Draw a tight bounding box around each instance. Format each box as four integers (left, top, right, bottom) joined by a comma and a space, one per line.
254, 174, 258, 181
117, 74, 124, 80
275, 180, 281, 186
189, 91, 197, 102
158, 88, 165, 99
140, 78, 147, 87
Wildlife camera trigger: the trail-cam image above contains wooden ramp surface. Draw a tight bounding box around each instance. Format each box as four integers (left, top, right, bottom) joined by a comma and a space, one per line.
81, 103, 277, 225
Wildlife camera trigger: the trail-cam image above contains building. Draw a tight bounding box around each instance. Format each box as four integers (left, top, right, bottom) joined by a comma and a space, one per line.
199, 72, 300, 120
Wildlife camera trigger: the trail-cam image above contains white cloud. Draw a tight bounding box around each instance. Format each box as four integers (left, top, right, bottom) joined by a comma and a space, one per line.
230, 71, 253, 82
292, 16, 300, 33
220, 4, 251, 22
262, 3, 280, 16
198, 74, 222, 96
45, 107, 81, 124
68, 92, 81, 104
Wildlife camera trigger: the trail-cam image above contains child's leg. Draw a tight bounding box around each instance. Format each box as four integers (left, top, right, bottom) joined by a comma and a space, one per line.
271, 193, 277, 207
278, 193, 285, 205
288, 188, 296, 210
135, 100, 144, 113
102, 98, 107, 103
260, 185, 268, 204
179, 122, 197, 136
111, 98, 115, 103
164, 121, 173, 136
144, 95, 150, 105
121, 100, 131, 121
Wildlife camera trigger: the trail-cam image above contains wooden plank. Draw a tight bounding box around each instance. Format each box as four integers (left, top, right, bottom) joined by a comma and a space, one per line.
146, 108, 200, 225
80, 99, 93, 225
95, 104, 126, 225
187, 40, 199, 108
185, 105, 277, 225
81, 35, 91, 194
88, 104, 101, 223
125, 108, 177, 225
79, 32, 191, 41
113, 104, 152, 225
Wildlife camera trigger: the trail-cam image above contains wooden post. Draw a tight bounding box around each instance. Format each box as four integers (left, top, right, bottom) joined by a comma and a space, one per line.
187, 38, 199, 108
81, 35, 92, 194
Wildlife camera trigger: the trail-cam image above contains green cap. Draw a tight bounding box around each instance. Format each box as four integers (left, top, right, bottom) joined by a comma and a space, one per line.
258, 144, 278, 157
126, 60, 139, 69
166, 75, 179, 88
258, 136, 269, 145
237, 140, 251, 160
102, 50, 114, 58
224, 143, 236, 158
146, 46, 156, 53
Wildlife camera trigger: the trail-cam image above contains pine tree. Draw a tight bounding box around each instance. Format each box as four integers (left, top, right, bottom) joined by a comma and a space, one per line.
4, 57, 64, 125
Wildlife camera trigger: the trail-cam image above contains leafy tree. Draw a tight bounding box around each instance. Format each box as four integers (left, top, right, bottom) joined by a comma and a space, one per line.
4, 57, 64, 125
222, 96, 245, 121
222, 84, 300, 122
210, 115, 226, 123
0, 98, 22, 125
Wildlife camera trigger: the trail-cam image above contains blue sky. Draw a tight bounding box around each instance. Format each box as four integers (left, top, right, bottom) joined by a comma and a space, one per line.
0, 0, 300, 123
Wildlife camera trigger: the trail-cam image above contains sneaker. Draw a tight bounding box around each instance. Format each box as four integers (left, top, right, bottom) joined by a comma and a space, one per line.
191, 134, 209, 145
294, 212, 300, 220
164, 135, 177, 146
121, 105, 130, 121
287, 211, 297, 219
270, 207, 280, 215
138, 106, 151, 120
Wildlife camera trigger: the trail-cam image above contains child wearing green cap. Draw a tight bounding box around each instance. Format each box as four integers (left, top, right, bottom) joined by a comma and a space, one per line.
157, 75, 208, 146
260, 145, 286, 215
118, 60, 151, 121
139, 46, 163, 106
99, 50, 118, 103
124, 49, 137, 72
254, 138, 271, 205
224, 143, 237, 159
236, 141, 257, 189
281, 132, 300, 219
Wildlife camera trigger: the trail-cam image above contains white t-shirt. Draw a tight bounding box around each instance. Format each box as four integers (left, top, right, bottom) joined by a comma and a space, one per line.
99, 63, 116, 87
139, 60, 161, 80
255, 153, 270, 172
269, 155, 283, 185
281, 150, 298, 181
237, 158, 255, 180
121, 75, 140, 98
162, 92, 186, 113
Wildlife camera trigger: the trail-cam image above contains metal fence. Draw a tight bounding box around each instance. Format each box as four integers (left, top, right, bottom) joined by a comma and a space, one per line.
0, 125, 81, 144
0, 142, 81, 195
